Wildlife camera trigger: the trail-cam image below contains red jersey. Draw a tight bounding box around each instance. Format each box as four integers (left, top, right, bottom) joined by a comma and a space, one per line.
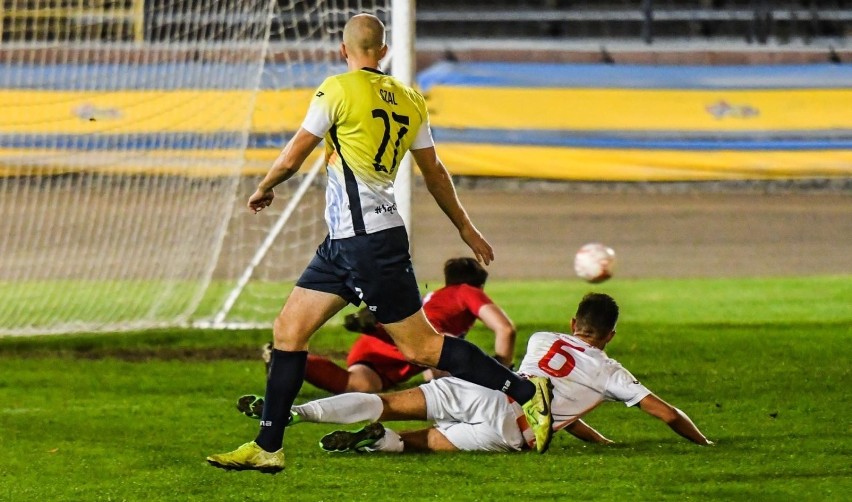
348, 283, 495, 389
422, 284, 493, 338
368, 284, 493, 343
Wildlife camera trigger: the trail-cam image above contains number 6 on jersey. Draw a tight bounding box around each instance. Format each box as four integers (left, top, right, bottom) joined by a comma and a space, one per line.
538, 339, 586, 378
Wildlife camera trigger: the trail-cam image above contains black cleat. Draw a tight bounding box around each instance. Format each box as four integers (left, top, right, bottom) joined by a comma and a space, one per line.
319, 422, 386, 453
236, 394, 264, 419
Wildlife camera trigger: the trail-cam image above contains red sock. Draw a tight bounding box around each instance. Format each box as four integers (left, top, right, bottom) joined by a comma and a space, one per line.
304, 354, 350, 394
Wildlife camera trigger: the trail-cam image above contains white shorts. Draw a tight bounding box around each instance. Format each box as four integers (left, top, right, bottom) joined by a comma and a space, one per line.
420, 377, 531, 452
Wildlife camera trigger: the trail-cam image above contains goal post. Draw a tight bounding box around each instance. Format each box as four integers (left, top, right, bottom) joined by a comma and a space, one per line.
0, 0, 415, 335
391, 0, 416, 235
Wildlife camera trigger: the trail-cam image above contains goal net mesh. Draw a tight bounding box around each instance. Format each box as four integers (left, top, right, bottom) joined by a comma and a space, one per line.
0, 0, 389, 335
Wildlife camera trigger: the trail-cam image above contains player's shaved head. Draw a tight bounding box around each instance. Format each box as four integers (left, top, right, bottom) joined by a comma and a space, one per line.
343, 13, 386, 56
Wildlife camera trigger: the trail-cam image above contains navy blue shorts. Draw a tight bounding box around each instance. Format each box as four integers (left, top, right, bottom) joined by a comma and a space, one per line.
296, 226, 422, 324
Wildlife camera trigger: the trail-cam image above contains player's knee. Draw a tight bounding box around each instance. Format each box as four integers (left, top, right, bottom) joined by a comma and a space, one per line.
271, 315, 307, 350
384, 314, 443, 363
346, 377, 382, 393
346, 364, 384, 392
272, 315, 287, 341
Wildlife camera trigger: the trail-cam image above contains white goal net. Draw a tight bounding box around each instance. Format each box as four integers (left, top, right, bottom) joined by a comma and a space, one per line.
0, 0, 391, 335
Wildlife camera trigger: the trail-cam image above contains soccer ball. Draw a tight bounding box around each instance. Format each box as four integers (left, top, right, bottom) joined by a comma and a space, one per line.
574, 243, 616, 283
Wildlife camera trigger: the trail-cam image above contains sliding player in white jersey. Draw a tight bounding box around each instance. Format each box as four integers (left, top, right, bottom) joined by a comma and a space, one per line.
287, 293, 712, 453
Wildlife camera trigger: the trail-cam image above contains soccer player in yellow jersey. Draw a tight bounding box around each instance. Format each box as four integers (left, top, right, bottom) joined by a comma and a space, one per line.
207, 14, 553, 473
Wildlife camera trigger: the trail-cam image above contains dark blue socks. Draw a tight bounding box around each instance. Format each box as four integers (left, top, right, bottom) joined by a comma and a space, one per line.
436, 336, 534, 404
255, 349, 307, 452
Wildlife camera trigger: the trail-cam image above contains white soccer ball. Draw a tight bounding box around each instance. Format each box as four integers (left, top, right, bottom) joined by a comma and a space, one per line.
574, 243, 616, 283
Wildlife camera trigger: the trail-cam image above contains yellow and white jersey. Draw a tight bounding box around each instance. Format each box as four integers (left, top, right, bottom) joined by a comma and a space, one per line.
301, 68, 434, 239
517, 332, 652, 431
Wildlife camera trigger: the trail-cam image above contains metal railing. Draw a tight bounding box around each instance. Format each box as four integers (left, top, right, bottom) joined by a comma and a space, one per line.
1, 1, 849, 45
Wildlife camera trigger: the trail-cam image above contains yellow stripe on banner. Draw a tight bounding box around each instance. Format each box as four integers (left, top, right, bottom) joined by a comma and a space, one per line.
0, 148, 320, 177
5, 145, 848, 180
0, 89, 313, 134
253, 89, 314, 133
433, 144, 852, 181
426, 87, 852, 131
6, 87, 850, 135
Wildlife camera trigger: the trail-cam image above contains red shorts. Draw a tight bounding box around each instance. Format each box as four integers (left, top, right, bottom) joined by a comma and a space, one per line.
346, 334, 426, 390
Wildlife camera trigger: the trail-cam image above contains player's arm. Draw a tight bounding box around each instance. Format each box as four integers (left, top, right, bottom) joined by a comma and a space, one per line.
410, 146, 494, 265
564, 419, 614, 445
250, 77, 339, 214
248, 129, 323, 213
476, 304, 516, 367
637, 394, 713, 445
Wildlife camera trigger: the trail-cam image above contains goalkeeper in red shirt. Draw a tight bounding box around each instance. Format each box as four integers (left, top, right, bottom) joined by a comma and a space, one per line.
237, 257, 516, 418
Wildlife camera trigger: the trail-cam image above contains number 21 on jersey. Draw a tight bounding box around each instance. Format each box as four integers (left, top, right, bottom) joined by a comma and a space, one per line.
538, 339, 586, 378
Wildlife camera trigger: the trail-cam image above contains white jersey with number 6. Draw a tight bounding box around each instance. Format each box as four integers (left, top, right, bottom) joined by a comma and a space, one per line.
517, 332, 652, 430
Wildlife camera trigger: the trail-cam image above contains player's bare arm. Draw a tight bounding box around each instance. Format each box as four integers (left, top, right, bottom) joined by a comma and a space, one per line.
248, 128, 323, 213
564, 419, 614, 445
476, 303, 516, 366
410, 146, 494, 265
637, 394, 713, 445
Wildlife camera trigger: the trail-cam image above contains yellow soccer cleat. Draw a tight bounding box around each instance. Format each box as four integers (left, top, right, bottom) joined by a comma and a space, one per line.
206, 441, 284, 473
522, 376, 554, 453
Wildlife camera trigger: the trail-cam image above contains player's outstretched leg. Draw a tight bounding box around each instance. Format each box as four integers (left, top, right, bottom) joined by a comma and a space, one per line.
319, 422, 387, 452
206, 442, 285, 473
521, 376, 554, 453
434, 335, 555, 453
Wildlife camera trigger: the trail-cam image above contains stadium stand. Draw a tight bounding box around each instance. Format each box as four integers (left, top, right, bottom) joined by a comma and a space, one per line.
410, 1, 852, 66
414, 0, 851, 44
3, 1, 848, 64
0, 1, 143, 42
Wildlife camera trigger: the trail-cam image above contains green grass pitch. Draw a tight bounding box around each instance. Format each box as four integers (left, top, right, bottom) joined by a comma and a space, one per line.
0, 276, 850, 500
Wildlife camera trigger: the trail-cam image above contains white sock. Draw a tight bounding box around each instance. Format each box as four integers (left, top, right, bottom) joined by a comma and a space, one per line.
366, 427, 404, 453
292, 393, 383, 424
